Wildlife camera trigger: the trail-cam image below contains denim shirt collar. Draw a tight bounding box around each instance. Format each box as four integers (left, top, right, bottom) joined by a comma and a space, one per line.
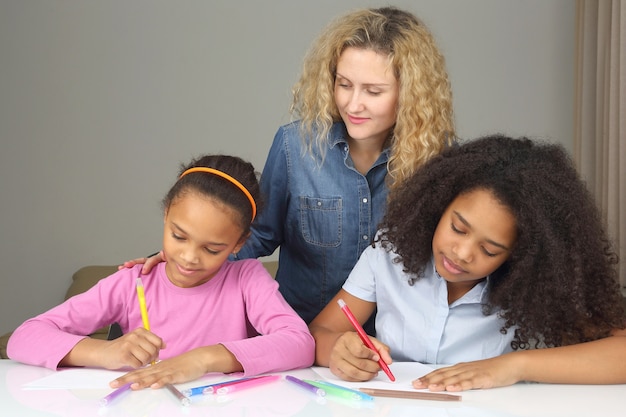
328, 122, 391, 166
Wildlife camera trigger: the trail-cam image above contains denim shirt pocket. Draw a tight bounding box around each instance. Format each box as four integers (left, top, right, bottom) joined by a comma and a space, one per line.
299, 196, 342, 247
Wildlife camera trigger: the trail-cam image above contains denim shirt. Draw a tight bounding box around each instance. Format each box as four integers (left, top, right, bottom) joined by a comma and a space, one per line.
236, 121, 389, 323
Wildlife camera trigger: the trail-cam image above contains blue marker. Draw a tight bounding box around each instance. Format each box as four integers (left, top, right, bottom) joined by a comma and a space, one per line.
183, 377, 255, 397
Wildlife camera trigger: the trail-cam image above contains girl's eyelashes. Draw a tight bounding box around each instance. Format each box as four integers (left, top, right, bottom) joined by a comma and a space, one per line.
451, 223, 498, 257
451, 222, 465, 234
170, 228, 224, 255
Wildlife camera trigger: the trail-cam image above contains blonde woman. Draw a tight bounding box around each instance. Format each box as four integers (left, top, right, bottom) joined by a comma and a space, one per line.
125, 7, 455, 325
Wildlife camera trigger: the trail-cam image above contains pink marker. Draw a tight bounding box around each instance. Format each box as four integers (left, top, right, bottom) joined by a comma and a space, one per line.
215, 375, 281, 395
338, 298, 396, 382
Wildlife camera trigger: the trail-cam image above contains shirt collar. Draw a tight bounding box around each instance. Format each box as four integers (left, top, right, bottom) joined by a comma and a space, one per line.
428, 257, 490, 305
328, 122, 391, 159
328, 122, 349, 149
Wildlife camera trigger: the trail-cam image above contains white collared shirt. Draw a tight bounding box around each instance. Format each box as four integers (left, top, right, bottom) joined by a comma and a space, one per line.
343, 244, 515, 364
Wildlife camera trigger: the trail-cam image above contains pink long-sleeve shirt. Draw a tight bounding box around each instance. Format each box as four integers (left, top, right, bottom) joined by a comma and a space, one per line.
8, 260, 314, 375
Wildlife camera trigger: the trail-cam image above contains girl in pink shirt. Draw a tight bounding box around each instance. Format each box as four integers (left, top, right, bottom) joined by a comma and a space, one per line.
8, 154, 314, 389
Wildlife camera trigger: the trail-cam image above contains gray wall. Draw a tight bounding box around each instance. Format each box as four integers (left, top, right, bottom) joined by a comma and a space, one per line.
0, 0, 576, 336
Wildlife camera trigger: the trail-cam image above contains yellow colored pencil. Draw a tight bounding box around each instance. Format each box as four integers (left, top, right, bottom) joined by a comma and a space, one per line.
135, 277, 151, 331
135, 277, 155, 365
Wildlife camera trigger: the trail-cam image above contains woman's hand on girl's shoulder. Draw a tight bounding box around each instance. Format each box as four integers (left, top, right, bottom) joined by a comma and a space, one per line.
117, 251, 165, 274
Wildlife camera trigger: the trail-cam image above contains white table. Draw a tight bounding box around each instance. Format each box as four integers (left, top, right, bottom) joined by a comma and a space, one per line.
1, 359, 624, 417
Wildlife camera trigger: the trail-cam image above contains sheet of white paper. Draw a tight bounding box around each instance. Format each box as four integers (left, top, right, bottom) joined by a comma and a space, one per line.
22, 367, 238, 391
312, 361, 435, 390
22, 368, 127, 390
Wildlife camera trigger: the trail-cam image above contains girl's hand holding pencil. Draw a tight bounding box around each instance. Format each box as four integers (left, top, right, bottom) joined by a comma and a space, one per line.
110, 344, 242, 390
110, 277, 244, 390
338, 299, 395, 382
98, 327, 164, 370
328, 330, 394, 382
59, 327, 163, 371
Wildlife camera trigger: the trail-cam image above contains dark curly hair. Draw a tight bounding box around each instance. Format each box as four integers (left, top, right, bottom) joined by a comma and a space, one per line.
378, 135, 624, 349
163, 154, 262, 235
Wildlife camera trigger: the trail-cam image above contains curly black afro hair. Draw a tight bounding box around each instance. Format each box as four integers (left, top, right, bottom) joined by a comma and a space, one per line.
377, 134, 624, 349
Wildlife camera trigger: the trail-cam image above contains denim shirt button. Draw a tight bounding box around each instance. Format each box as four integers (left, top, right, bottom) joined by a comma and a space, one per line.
245, 121, 389, 323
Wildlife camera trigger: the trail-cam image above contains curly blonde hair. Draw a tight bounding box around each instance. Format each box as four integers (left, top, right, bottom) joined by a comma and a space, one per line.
291, 6, 455, 190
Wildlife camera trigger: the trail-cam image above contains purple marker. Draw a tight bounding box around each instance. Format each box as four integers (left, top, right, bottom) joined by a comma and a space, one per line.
285, 375, 326, 396
99, 383, 132, 406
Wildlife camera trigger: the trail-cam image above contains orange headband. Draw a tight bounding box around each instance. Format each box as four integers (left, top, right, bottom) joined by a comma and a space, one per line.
179, 167, 257, 221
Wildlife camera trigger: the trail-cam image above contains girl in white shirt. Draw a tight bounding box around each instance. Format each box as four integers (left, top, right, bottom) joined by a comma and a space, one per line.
310, 135, 626, 391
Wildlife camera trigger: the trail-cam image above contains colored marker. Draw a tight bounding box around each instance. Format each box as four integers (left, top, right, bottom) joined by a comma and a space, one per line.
165, 383, 191, 406
337, 298, 396, 382
285, 375, 326, 396
304, 379, 373, 401
215, 375, 281, 395
99, 383, 132, 407
183, 377, 257, 396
